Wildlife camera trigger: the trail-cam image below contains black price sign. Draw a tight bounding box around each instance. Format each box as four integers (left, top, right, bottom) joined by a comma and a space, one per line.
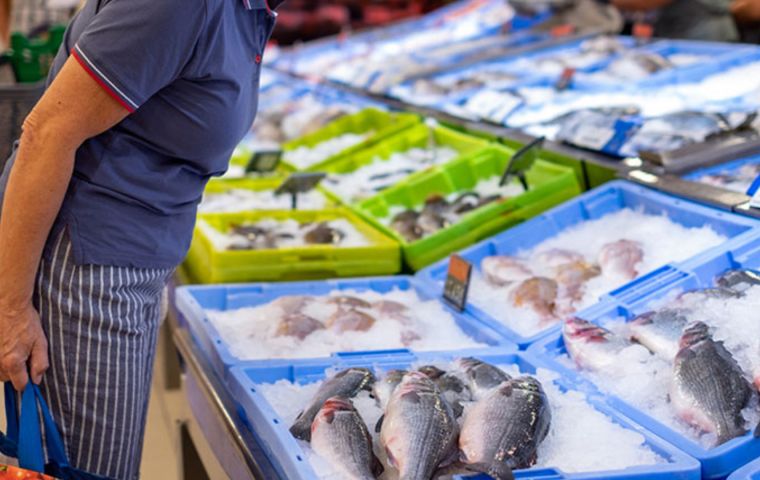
246, 150, 282, 174
500, 136, 544, 191
443, 254, 472, 312
275, 172, 327, 210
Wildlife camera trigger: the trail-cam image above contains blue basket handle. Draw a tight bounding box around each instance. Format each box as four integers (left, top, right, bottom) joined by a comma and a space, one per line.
17, 384, 70, 471
0, 382, 20, 454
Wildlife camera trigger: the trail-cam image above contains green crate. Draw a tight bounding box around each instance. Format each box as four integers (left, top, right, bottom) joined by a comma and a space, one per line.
320, 123, 490, 204
202, 177, 337, 212
281, 108, 421, 171
184, 208, 401, 283
355, 145, 582, 271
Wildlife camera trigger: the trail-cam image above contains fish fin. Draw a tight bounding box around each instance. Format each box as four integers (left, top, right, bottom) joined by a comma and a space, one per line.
385, 446, 399, 470
371, 454, 384, 477
400, 390, 421, 403
452, 401, 464, 418
466, 461, 515, 480
289, 420, 311, 442
754, 421, 760, 438
374, 414, 385, 433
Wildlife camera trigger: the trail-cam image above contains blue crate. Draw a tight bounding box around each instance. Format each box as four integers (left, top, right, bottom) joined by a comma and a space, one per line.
173, 276, 515, 383
729, 457, 760, 480
415, 180, 760, 349
682, 154, 760, 196
227, 350, 700, 480
528, 232, 760, 479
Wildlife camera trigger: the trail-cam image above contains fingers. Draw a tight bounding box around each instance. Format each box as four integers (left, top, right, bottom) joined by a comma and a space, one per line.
3, 354, 29, 392
29, 334, 50, 385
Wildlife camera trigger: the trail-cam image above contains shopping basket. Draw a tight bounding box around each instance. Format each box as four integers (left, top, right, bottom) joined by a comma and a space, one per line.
0, 383, 111, 480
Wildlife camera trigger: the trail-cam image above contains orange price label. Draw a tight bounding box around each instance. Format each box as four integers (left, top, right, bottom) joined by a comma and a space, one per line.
443, 254, 472, 312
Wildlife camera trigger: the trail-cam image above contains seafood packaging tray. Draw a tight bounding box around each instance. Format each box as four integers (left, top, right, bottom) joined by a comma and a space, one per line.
416, 180, 760, 348
729, 456, 760, 479
281, 108, 421, 172
528, 231, 760, 479
227, 351, 701, 480
320, 122, 490, 204
183, 208, 401, 284
355, 144, 582, 271
682, 154, 760, 196
173, 277, 513, 382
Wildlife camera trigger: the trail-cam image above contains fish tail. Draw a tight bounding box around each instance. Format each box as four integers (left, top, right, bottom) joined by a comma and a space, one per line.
467, 461, 515, 480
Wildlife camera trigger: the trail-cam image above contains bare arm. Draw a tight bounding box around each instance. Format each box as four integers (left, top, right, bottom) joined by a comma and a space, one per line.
0, 55, 129, 390
611, 0, 674, 11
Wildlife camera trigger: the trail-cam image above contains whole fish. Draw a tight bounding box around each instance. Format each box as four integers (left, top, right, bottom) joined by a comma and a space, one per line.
716, 269, 760, 296
373, 369, 407, 409
563, 317, 633, 371
311, 397, 383, 480
418, 365, 472, 418
290, 368, 375, 441
379, 371, 459, 480
459, 376, 551, 480
671, 322, 753, 445
455, 357, 511, 401
627, 308, 690, 360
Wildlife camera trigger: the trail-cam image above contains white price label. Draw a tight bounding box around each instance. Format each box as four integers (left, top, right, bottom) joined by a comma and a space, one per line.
464, 90, 522, 122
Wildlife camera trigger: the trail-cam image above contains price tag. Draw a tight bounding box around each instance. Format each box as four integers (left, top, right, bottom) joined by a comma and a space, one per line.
275, 172, 326, 210
500, 136, 544, 189
443, 254, 472, 312
550, 24, 575, 38
554, 67, 575, 91
246, 150, 282, 174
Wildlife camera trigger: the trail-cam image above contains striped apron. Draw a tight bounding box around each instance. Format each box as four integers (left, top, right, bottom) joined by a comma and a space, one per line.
35, 231, 172, 480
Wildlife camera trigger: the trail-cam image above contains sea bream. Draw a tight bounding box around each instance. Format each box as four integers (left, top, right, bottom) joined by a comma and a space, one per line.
627, 308, 690, 361
563, 317, 634, 371
671, 322, 753, 445
379, 371, 459, 480
459, 376, 551, 480
311, 397, 384, 480
715, 269, 760, 296
455, 357, 511, 401
290, 368, 375, 441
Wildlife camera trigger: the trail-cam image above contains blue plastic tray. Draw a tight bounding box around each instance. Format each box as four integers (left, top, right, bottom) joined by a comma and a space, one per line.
729, 457, 760, 479
174, 276, 515, 383
228, 350, 701, 480
415, 180, 760, 349
682, 154, 760, 196
528, 232, 760, 479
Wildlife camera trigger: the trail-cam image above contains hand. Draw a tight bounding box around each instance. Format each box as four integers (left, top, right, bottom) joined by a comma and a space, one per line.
0, 302, 49, 390
732, 0, 760, 23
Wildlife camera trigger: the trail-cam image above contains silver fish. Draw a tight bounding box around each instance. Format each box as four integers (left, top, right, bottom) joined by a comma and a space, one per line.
627, 309, 690, 360
563, 317, 633, 371
311, 397, 383, 480
417, 365, 472, 418
379, 371, 459, 480
459, 376, 551, 480
372, 369, 407, 409
716, 269, 760, 296
290, 368, 375, 441
671, 322, 753, 445
455, 357, 511, 401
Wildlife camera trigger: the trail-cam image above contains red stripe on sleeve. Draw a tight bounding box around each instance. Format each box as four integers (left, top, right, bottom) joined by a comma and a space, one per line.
71, 50, 136, 114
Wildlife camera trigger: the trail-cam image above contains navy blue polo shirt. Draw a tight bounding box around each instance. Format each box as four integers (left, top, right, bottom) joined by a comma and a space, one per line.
37, 0, 276, 268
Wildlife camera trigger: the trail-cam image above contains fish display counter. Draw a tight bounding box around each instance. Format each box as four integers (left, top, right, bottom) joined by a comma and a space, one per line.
529, 232, 760, 479
226, 352, 701, 480
417, 180, 760, 347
